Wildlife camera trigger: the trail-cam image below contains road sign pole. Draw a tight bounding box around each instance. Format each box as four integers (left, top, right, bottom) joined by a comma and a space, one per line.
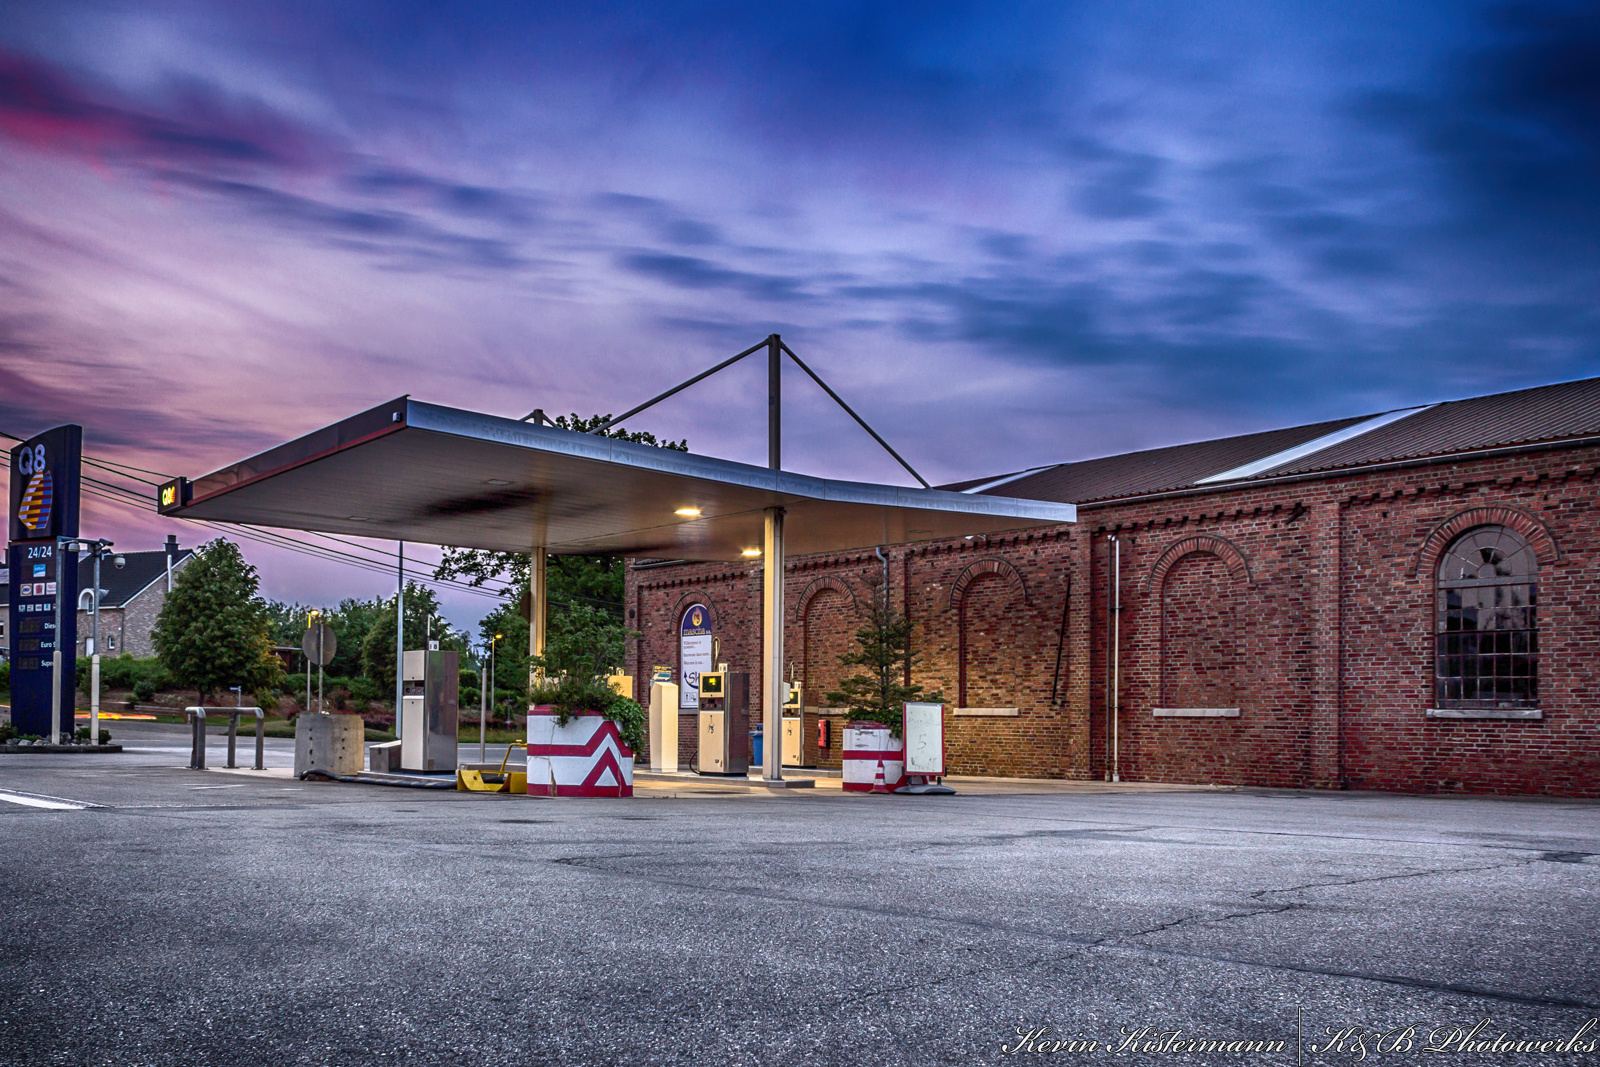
396, 541, 404, 739
50, 650, 61, 745
51, 539, 63, 743
90, 545, 101, 744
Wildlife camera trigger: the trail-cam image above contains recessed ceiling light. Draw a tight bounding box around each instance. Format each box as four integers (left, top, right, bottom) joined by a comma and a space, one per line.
741, 548, 761, 557
675, 507, 701, 517
484, 478, 512, 486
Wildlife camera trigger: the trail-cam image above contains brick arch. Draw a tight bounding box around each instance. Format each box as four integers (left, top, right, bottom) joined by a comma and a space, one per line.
794, 574, 860, 622
947, 556, 1029, 609
1142, 534, 1252, 594
1413, 504, 1560, 579
671, 592, 722, 629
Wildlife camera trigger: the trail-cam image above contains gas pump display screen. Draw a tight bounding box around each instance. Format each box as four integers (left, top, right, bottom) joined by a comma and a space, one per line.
699, 672, 724, 699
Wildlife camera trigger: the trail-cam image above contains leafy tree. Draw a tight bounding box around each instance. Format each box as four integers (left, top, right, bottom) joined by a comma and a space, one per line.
325, 597, 388, 678
476, 600, 530, 711
359, 582, 469, 696
152, 538, 285, 705
533, 602, 631, 687
269, 597, 391, 679
529, 601, 644, 752
826, 588, 942, 738
263, 600, 314, 646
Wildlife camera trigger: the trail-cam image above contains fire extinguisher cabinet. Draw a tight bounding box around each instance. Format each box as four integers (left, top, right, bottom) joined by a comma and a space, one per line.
841, 722, 906, 793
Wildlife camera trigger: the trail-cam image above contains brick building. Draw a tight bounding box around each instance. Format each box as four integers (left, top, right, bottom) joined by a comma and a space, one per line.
73, 536, 194, 658
626, 377, 1600, 797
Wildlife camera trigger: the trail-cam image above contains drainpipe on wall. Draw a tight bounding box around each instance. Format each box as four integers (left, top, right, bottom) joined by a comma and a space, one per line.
873, 545, 889, 612
1107, 534, 1122, 783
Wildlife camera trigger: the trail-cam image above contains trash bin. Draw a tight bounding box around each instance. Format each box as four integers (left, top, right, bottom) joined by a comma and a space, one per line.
750, 727, 763, 768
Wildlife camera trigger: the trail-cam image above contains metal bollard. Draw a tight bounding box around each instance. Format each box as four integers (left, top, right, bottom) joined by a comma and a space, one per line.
224, 709, 266, 770
189, 708, 208, 770
189, 706, 264, 771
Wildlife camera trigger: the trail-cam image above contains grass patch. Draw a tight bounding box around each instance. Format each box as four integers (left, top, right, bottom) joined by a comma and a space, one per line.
458, 726, 524, 744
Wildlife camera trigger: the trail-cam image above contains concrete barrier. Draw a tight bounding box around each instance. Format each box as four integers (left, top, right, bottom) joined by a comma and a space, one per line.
294, 714, 365, 778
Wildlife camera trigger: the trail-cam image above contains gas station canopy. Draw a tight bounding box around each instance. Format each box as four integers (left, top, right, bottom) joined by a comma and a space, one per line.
158, 397, 1076, 558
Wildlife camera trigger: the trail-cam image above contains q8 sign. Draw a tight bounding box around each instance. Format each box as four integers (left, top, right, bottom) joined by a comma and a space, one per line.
9, 425, 82, 544
7, 425, 82, 738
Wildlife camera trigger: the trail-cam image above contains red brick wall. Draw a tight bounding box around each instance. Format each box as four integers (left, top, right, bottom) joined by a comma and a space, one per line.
1159, 552, 1238, 708
625, 445, 1600, 796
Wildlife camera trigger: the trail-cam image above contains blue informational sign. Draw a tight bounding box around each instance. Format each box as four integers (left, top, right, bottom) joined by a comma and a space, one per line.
7, 426, 83, 738
679, 603, 713, 709
7, 542, 79, 737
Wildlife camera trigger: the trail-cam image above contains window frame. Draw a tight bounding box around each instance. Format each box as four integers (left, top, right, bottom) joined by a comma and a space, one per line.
1433, 525, 1538, 711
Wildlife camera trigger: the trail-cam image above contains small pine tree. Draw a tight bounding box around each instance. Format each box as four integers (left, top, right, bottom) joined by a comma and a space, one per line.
826, 585, 942, 738
152, 539, 284, 705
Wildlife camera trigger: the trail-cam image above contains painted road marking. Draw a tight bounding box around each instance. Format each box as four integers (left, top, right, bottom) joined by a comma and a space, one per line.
0, 787, 98, 810
189, 784, 247, 790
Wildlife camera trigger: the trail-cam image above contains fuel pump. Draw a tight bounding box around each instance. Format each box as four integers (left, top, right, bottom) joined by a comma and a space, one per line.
780, 662, 806, 767
399, 649, 460, 772
696, 668, 749, 775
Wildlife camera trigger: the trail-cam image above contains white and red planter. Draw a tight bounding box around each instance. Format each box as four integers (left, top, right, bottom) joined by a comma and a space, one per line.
525, 705, 635, 798
842, 722, 907, 793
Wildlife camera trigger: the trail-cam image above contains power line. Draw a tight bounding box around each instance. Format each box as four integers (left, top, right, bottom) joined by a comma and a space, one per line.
76, 477, 504, 601
8, 427, 618, 613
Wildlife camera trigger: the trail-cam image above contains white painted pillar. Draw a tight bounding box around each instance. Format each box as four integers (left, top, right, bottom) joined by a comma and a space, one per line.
761, 507, 785, 781
529, 547, 547, 664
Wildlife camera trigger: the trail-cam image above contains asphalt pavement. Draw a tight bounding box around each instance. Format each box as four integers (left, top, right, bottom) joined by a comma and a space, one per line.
1, 721, 1597, 1065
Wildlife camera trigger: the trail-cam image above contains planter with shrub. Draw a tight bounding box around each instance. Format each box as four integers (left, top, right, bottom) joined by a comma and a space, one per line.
524, 605, 645, 798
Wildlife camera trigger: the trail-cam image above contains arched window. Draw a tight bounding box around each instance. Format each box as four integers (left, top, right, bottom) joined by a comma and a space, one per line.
1436, 526, 1537, 709
78, 589, 95, 611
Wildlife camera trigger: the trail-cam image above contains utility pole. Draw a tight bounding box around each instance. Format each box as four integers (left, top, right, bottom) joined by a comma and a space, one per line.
395, 541, 404, 738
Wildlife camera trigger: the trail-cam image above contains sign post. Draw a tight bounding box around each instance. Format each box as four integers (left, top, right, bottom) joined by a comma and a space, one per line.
301, 623, 337, 714
7, 426, 82, 740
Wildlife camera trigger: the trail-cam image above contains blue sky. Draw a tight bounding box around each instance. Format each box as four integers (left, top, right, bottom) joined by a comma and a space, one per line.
1, 1, 1596, 627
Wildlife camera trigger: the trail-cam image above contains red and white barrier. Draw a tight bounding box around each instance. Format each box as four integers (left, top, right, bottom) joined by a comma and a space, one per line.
526, 706, 634, 797
842, 722, 906, 793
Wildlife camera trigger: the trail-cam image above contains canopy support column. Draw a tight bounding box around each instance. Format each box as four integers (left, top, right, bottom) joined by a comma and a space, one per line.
761, 506, 785, 781
529, 547, 547, 664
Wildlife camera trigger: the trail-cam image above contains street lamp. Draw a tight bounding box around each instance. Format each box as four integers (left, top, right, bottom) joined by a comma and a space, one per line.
66, 537, 119, 746
480, 632, 502, 763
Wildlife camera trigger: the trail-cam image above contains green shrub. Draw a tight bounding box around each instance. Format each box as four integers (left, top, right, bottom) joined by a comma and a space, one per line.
0, 659, 9, 692
529, 675, 645, 754
100, 654, 139, 690
132, 678, 156, 703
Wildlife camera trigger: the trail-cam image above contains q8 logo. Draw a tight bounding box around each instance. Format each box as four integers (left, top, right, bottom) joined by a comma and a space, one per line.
16, 443, 45, 475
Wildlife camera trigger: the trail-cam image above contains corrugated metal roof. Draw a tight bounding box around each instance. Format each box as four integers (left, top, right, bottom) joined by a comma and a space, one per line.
952, 416, 1366, 503
1257, 377, 1600, 478
950, 376, 1600, 506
